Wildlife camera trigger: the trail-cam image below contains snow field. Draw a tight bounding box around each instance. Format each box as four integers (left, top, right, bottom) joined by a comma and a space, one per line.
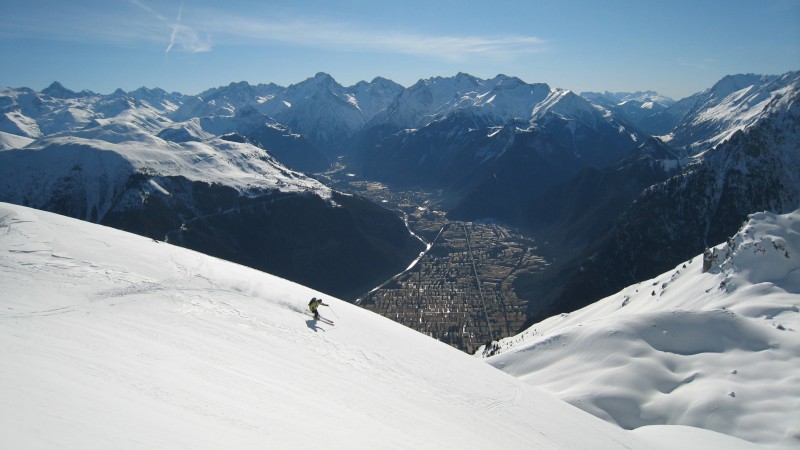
485, 210, 800, 448
0, 203, 700, 449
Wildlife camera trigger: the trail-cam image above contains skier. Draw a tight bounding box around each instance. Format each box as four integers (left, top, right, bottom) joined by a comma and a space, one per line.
308, 297, 329, 321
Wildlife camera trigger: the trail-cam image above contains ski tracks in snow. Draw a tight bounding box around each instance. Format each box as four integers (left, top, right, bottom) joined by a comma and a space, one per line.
480, 385, 523, 413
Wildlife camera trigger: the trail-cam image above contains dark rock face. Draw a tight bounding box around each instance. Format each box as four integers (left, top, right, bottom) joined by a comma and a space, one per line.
0, 145, 422, 299
448, 115, 641, 223
489, 138, 683, 321
355, 113, 505, 192
530, 138, 682, 244
243, 124, 330, 174
546, 91, 800, 320
355, 107, 641, 216
100, 177, 425, 300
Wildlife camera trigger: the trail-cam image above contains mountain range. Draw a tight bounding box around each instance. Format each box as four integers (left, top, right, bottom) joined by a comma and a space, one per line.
546, 73, 800, 321
0, 80, 425, 299
1, 69, 798, 322
2, 69, 799, 447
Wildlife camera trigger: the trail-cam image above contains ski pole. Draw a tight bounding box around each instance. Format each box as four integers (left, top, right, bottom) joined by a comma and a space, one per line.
328, 305, 340, 319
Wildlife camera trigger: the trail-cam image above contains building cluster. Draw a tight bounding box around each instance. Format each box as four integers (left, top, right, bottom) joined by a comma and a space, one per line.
360, 221, 545, 353
331, 173, 547, 353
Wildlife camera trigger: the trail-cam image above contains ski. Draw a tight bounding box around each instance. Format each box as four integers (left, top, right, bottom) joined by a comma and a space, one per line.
304, 311, 334, 325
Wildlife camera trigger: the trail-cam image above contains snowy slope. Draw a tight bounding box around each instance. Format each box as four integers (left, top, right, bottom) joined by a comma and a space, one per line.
168, 74, 402, 152
372, 72, 631, 133
0, 202, 753, 449
171, 81, 282, 121
436, 75, 551, 124
482, 210, 800, 448
0, 130, 33, 150
273, 78, 366, 147
0, 133, 331, 222
374, 72, 488, 128
580, 90, 675, 133
0, 84, 183, 140
665, 72, 799, 151
0, 91, 331, 212
0, 110, 41, 138
581, 90, 675, 108
346, 76, 405, 119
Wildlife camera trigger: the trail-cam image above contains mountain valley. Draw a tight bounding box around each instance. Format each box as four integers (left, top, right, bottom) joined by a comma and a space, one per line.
2, 70, 798, 350
2, 68, 800, 448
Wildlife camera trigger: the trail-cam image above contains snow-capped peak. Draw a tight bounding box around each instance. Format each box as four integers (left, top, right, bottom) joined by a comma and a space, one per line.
0, 127, 332, 223
377, 74, 550, 128
666, 70, 799, 151
582, 90, 675, 108
707, 74, 779, 101
41, 81, 85, 99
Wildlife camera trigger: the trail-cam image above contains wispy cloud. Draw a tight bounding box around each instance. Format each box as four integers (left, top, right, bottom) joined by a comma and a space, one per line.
129, 0, 169, 23
2, 2, 544, 61
198, 13, 547, 61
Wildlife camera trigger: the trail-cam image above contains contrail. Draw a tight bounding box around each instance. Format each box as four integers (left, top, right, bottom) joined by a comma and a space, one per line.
165, 2, 184, 56
130, 0, 168, 22
131, 0, 205, 57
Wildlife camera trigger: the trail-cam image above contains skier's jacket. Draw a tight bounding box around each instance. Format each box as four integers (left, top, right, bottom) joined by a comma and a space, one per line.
308, 298, 326, 312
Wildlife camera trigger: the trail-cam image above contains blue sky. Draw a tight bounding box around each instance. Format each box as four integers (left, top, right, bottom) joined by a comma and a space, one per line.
2, 0, 798, 99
